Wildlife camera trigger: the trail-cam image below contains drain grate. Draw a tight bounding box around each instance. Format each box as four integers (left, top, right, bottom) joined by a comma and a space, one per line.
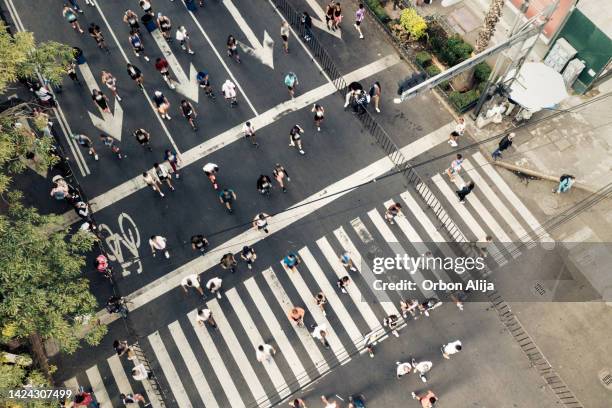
599, 368, 612, 390
534, 282, 546, 296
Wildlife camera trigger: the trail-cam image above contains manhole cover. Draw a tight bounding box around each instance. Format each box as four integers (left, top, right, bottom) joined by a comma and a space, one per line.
599, 368, 612, 390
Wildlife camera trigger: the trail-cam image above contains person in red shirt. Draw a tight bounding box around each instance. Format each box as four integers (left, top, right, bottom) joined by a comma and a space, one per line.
154, 57, 175, 89
412, 390, 438, 408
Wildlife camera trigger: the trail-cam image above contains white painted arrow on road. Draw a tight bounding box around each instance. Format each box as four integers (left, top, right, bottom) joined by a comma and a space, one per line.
78, 62, 124, 141
305, 0, 342, 39
223, 0, 275, 69
151, 29, 199, 103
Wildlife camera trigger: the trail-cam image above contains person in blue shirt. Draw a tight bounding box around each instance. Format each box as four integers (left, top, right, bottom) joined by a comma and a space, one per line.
283, 252, 301, 272
218, 188, 236, 213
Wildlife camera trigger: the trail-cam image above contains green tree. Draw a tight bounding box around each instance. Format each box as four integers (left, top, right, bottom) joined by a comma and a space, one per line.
0, 352, 56, 408
400, 8, 428, 41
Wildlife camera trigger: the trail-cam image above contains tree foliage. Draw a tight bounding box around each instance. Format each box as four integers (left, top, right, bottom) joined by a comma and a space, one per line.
400, 9, 428, 41
0, 352, 56, 407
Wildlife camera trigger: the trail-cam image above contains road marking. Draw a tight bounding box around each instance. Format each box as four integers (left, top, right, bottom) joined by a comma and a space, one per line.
150, 29, 199, 103
304, 0, 342, 39
261, 268, 329, 373
243, 277, 311, 387
207, 299, 270, 406
168, 321, 220, 408
148, 331, 193, 408
85, 366, 111, 408
223, 0, 275, 69
107, 355, 133, 397
472, 152, 553, 243
187, 309, 246, 408
64, 377, 79, 393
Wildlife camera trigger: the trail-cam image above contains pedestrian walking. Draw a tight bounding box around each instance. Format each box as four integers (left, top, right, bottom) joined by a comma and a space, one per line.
311, 325, 330, 349
283, 252, 301, 272
444, 154, 463, 181
129, 30, 149, 61
196, 308, 217, 328
448, 117, 465, 147
154, 162, 175, 190
220, 253, 237, 273
492, 132, 515, 160
273, 164, 290, 192
181, 274, 205, 296
66, 62, 80, 84
123, 9, 140, 34
131, 364, 151, 381
155, 57, 176, 89
191, 234, 209, 253
456, 181, 475, 203
553, 174, 575, 194
289, 124, 305, 155
384, 202, 402, 224
226, 34, 241, 62
74, 201, 91, 221
257, 174, 273, 196
354, 3, 365, 39
99, 134, 122, 159
176, 26, 195, 54
67, 0, 84, 13
400, 299, 419, 318
333, 2, 343, 30
157, 13, 172, 40
340, 251, 357, 272
101, 70, 121, 101
72, 134, 98, 160
218, 188, 236, 213
164, 149, 181, 178
91, 89, 110, 113
139, 0, 153, 15
202, 162, 219, 189
222, 79, 238, 107
242, 121, 258, 147
470, 235, 492, 257
253, 212, 270, 233
120, 393, 147, 405
411, 359, 433, 382
63, 6, 84, 33
383, 314, 400, 337
301, 12, 313, 41
325, 1, 335, 30
153, 91, 171, 120
289, 306, 305, 327
441, 340, 462, 359
127, 63, 144, 88
133, 128, 152, 151
88, 23, 109, 52
256, 344, 276, 364
143, 171, 164, 197
197, 71, 215, 99
149, 235, 170, 258
289, 398, 307, 408
411, 390, 438, 407
113, 340, 132, 357
312, 104, 324, 131
396, 361, 412, 378
240, 245, 257, 269
315, 292, 327, 316
280, 21, 290, 53
450, 290, 468, 311
336, 275, 350, 293
180, 100, 198, 130
284, 72, 299, 98
369, 81, 382, 113
206, 277, 223, 299
34, 84, 56, 107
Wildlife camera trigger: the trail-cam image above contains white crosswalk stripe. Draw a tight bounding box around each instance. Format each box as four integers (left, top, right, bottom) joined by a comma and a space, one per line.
107, 355, 133, 399
168, 321, 220, 408
206, 299, 270, 406
64, 377, 79, 393
225, 288, 290, 399
85, 366, 111, 408
243, 277, 311, 387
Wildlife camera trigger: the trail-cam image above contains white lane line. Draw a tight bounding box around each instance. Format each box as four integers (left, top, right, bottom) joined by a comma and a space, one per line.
225, 288, 289, 399
430, 174, 507, 266
472, 152, 553, 243
316, 237, 380, 331
64, 377, 80, 393
261, 268, 329, 373
168, 321, 220, 408
243, 277, 311, 387
207, 299, 270, 406
148, 331, 193, 408
96, 122, 449, 326
334, 225, 400, 315
280, 262, 350, 364
85, 366, 111, 408
107, 355, 133, 398
462, 158, 533, 248
299, 247, 364, 343
187, 309, 246, 408
367, 209, 436, 298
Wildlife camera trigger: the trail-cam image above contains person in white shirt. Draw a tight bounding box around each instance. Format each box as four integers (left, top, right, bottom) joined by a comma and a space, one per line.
195, 308, 217, 328
411, 358, 433, 382
149, 235, 169, 258
242, 121, 258, 147
181, 274, 204, 296
175, 26, 194, 54
143, 171, 164, 197
202, 162, 220, 189
320, 395, 338, 408
441, 340, 462, 359
256, 344, 276, 364
396, 361, 412, 378
206, 277, 223, 299
311, 324, 330, 349
131, 363, 150, 381
222, 79, 238, 106
448, 117, 465, 147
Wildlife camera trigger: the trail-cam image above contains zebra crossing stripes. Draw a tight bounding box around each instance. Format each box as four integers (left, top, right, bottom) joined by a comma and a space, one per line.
261, 268, 329, 373
187, 310, 246, 408
168, 321, 220, 408
148, 331, 193, 408
64, 377, 79, 393
225, 288, 290, 400
243, 277, 311, 387
85, 366, 111, 408
316, 237, 380, 332
107, 355, 134, 401
206, 299, 270, 407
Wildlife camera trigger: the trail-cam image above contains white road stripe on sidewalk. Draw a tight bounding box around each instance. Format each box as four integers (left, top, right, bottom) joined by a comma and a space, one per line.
316, 237, 380, 332
225, 288, 290, 399
368, 209, 436, 298
261, 268, 329, 373
187, 310, 246, 408
148, 331, 193, 408
462, 158, 533, 248
107, 355, 133, 399
472, 152, 553, 243
207, 299, 270, 406
85, 366, 111, 408
168, 321, 220, 408
243, 277, 311, 387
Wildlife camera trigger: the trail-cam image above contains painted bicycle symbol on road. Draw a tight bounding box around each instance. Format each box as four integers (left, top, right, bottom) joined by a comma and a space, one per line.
98, 212, 142, 277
